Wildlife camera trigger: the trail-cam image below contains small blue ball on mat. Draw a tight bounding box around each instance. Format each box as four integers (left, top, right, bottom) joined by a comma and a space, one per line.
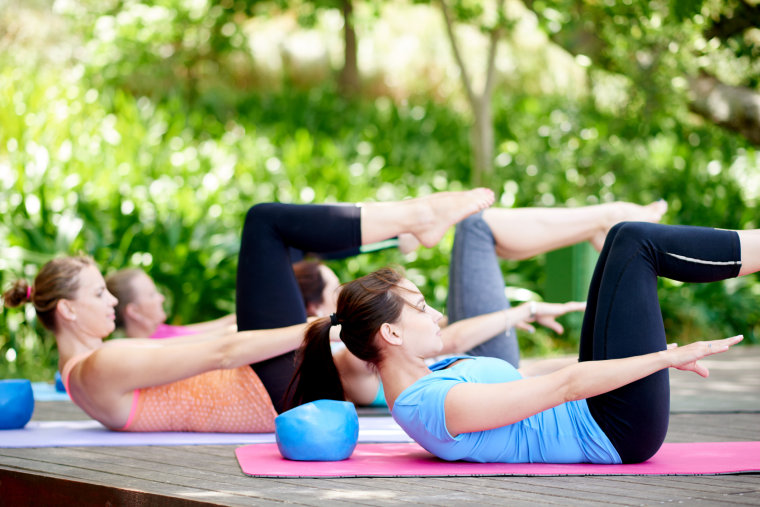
0, 379, 35, 430
275, 399, 359, 461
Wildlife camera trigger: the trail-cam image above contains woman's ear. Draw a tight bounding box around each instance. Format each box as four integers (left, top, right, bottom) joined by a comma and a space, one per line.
378, 322, 402, 346
56, 299, 77, 322
123, 302, 144, 324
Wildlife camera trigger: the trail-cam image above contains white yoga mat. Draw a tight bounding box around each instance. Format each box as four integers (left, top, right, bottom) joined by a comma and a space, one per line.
0, 416, 412, 448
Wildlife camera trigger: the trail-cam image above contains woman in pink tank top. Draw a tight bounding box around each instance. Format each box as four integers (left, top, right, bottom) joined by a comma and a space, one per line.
105, 268, 236, 339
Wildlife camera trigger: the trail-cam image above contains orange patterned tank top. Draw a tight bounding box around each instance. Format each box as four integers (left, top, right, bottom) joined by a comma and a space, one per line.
121, 366, 277, 433
63, 352, 276, 433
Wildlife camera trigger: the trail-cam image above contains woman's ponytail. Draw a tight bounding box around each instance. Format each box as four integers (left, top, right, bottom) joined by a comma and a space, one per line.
3, 279, 32, 308
284, 316, 345, 410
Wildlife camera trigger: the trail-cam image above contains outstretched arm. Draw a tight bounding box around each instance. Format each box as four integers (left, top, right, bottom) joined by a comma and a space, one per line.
82, 323, 308, 396
439, 301, 586, 355
443, 335, 743, 436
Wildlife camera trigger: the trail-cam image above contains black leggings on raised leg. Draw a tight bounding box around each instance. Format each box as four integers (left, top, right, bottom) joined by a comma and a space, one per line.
236, 203, 363, 413
580, 221, 741, 463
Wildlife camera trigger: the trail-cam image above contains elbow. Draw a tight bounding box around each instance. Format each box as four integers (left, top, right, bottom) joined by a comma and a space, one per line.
556, 371, 582, 404
562, 383, 582, 403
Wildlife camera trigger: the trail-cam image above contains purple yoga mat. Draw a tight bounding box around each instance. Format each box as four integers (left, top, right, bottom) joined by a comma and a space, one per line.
0, 417, 412, 448
235, 441, 760, 478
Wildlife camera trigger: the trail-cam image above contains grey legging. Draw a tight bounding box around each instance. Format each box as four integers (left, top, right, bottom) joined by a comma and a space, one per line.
448, 212, 520, 366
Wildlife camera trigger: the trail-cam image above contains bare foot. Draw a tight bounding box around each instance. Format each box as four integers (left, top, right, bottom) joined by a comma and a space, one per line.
590, 200, 668, 251
410, 189, 495, 248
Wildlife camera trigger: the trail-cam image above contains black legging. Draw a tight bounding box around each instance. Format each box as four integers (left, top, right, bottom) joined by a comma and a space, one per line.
236, 203, 363, 413
581, 221, 741, 463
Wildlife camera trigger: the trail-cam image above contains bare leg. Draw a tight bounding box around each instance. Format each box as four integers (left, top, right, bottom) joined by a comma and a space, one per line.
738, 229, 760, 276
481, 201, 668, 260
360, 189, 494, 247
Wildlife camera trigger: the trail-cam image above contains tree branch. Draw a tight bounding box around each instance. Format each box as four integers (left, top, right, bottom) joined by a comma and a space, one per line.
482, 0, 505, 106
689, 73, 760, 146
438, 0, 478, 109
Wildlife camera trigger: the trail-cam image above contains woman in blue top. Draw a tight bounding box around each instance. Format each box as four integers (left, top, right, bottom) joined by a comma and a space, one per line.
287, 220, 750, 464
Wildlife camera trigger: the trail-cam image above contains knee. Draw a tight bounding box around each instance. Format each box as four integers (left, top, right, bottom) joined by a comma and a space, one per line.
454, 211, 490, 241
610, 221, 654, 245
243, 202, 279, 232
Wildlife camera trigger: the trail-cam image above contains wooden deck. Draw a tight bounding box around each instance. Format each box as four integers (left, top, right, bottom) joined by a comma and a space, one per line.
1, 347, 758, 506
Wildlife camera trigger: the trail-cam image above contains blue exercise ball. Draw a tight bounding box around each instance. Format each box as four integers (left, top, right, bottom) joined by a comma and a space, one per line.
275, 399, 359, 461
0, 379, 35, 430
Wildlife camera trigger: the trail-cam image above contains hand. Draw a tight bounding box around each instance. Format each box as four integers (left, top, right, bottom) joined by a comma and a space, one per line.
516, 301, 587, 334
667, 335, 743, 377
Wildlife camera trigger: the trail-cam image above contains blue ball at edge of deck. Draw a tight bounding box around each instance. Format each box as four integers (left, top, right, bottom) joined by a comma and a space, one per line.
54, 371, 66, 392
0, 379, 35, 430
275, 399, 359, 461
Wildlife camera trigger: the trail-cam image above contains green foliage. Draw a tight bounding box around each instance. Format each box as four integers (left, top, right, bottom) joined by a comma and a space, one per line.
671, 0, 704, 22
57, 0, 263, 102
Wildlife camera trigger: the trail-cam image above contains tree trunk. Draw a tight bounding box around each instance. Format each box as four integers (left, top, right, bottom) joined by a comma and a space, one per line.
689, 73, 760, 146
338, 0, 360, 96
471, 98, 495, 187
438, 0, 502, 188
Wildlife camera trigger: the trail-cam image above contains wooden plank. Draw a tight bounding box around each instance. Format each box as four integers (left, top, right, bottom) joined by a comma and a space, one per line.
550, 476, 757, 505
447, 476, 655, 505
0, 450, 361, 506
0, 468, 227, 507
602, 476, 760, 504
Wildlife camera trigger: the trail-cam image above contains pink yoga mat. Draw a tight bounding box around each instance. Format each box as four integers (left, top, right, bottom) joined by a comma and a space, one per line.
235, 441, 760, 478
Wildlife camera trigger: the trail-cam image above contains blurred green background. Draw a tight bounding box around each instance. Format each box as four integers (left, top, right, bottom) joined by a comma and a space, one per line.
1, 0, 759, 380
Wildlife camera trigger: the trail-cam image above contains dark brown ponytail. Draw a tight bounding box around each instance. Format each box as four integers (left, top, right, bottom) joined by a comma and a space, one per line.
285, 317, 345, 409
286, 267, 410, 409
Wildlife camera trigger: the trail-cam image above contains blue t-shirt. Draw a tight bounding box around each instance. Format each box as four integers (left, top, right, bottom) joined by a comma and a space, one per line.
391, 356, 622, 464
